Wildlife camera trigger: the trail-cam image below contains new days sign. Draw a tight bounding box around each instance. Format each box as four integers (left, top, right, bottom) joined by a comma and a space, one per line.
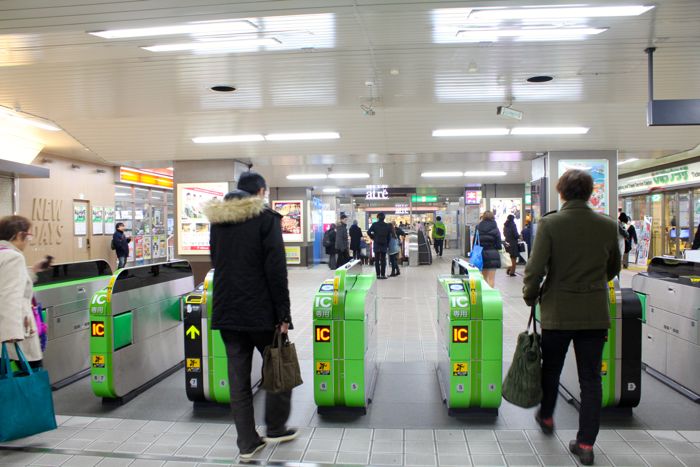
619, 163, 700, 195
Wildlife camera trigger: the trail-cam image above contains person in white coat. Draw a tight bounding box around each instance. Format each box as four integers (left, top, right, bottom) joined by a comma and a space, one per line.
0, 215, 50, 367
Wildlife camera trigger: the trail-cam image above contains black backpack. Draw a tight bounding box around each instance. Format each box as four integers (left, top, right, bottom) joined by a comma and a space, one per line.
110, 238, 116, 250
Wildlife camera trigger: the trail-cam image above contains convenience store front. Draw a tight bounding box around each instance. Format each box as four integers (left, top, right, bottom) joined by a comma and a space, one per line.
619, 162, 700, 258
114, 167, 174, 265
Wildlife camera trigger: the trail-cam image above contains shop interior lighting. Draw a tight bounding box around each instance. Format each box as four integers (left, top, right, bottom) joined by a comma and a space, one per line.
433, 128, 509, 137
510, 127, 589, 135
464, 171, 507, 177
89, 20, 259, 39
142, 38, 280, 53
192, 134, 264, 143
322, 187, 340, 193
192, 132, 340, 143
265, 132, 340, 141
456, 28, 607, 42
433, 127, 589, 137
467, 5, 655, 21
617, 158, 639, 166
421, 172, 464, 178
0, 106, 61, 132
328, 173, 370, 179
286, 174, 328, 180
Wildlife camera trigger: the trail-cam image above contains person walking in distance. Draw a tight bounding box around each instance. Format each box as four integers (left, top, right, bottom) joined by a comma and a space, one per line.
432, 216, 446, 257
523, 170, 620, 466
476, 211, 502, 288
204, 172, 297, 460
335, 214, 350, 268
323, 224, 337, 269
388, 223, 401, 277
503, 214, 520, 276
619, 213, 637, 268
349, 220, 363, 260
367, 212, 391, 279
112, 222, 131, 269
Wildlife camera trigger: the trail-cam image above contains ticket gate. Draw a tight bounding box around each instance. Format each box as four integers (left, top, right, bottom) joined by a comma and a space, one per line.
33, 260, 113, 389
182, 269, 262, 403
437, 259, 503, 415
537, 280, 642, 410
89, 261, 194, 402
632, 257, 700, 401
313, 260, 377, 414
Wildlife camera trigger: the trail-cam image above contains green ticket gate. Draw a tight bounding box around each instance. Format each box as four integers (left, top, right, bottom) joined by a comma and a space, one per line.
89, 261, 194, 402
33, 260, 113, 389
537, 279, 642, 410
182, 269, 262, 403
437, 258, 503, 415
313, 260, 377, 414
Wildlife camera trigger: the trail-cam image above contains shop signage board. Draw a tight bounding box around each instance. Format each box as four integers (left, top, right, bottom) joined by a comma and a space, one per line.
119, 167, 173, 189
465, 190, 482, 205
395, 203, 410, 215
366, 185, 389, 200
177, 183, 228, 255
619, 163, 700, 195
272, 200, 305, 243
412, 195, 438, 203
558, 159, 609, 214
285, 246, 302, 265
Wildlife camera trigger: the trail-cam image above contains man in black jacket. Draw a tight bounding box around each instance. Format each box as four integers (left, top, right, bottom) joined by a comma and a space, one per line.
112, 223, 130, 269
205, 172, 296, 459
367, 212, 392, 279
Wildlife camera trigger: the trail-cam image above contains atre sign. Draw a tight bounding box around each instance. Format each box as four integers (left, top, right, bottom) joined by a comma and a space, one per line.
366, 185, 389, 200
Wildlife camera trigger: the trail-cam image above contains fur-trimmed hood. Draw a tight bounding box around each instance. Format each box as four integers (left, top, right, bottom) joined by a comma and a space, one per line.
204, 195, 268, 224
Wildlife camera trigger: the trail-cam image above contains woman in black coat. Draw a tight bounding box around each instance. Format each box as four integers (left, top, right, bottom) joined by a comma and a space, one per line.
503, 214, 520, 277
323, 224, 337, 269
349, 220, 362, 260
475, 210, 502, 288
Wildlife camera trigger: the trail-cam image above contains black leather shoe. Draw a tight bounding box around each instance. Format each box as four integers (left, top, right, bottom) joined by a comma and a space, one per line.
569, 440, 594, 465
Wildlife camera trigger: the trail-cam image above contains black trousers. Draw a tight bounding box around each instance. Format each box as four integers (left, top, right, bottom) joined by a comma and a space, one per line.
374, 251, 387, 277
540, 329, 607, 446
221, 330, 292, 452
389, 254, 399, 274
434, 239, 444, 256
352, 249, 361, 260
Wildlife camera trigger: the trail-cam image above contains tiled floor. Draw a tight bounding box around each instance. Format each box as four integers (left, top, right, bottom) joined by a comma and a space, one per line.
3, 258, 700, 466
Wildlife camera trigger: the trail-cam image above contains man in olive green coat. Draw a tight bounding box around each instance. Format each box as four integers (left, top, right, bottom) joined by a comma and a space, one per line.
522, 169, 620, 466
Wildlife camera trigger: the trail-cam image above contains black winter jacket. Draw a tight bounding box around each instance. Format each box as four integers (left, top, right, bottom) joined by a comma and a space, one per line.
205, 192, 292, 332
476, 219, 503, 270
367, 220, 392, 253
112, 230, 130, 257
503, 220, 520, 257
349, 224, 362, 250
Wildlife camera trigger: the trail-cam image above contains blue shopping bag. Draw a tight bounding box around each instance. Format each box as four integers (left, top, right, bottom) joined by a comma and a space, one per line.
0, 343, 57, 442
469, 230, 484, 271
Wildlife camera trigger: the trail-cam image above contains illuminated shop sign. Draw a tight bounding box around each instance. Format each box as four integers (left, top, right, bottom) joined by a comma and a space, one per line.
366, 185, 389, 200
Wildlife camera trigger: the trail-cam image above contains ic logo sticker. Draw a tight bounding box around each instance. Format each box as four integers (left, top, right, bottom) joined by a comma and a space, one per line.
452, 326, 469, 343
315, 325, 331, 342
91, 321, 105, 337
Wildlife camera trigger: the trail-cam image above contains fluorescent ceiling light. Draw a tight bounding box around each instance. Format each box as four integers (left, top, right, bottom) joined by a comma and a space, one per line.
618, 158, 639, 166
464, 171, 507, 177
456, 28, 606, 41
468, 5, 655, 21
322, 188, 340, 193
142, 38, 280, 52
192, 134, 264, 143
265, 132, 340, 141
433, 128, 509, 137
328, 173, 370, 179
89, 20, 258, 39
510, 127, 589, 135
0, 107, 61, 132
286, 174, 328, 180
421, 172, 464, 178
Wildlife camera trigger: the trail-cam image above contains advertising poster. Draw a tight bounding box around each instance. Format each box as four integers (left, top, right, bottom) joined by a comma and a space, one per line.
177, 183, 228, 255
285, 246, 302, 265
142, 235, 152, 260
558, 159, 609, 214
273, 200, 304, 243
103, 207, 115, 234
490, 198, 523, 236
152, 235, 167, 259
636, 216, 653, 265
92, 207, 104, 235
74, 203, 87, 235
133, 236, 144, 261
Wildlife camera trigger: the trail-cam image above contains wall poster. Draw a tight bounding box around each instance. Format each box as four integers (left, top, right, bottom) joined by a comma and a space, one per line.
73, 203, 87, 236
558, 159, 609, 214
177, 183, 228, 255
103, 207, 115, 234
272, 200, 304, 243
489, 198, 523, 236
285, 246, 301, 265
142, 235, 152, 260
152, 235, 168, 259
636, 216, 653, 265
92, 207, 104, 235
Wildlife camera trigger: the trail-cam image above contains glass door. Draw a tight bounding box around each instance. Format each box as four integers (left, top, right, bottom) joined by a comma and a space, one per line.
650, 193, 663, 258
678, 191, 691, 254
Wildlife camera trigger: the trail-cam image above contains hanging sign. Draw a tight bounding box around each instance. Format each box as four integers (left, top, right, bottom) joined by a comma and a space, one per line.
395, 203, 410, 215
465, 190, 482, 205
412, 195, 438, 203
366, 185, 389, 200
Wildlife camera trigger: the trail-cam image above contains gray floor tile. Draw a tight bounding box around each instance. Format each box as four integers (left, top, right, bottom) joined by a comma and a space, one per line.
113, 443, 150, 454
87, 419, 123, 430
406, 429, 434, 441
677, 454, 700, 467
72, 430, 108, 442
167, 423, 201, 435
303, 451, 337, 463
270, 437, 309, 451
339, 437, 372, 452
62, 456, 103, 467
268, 449, 304, 462
175, 445, 210, 457
115, 420, 148, 432
206, 446, 236, 460
125, 432, 160, 445
129, 461, 165, 467
597, 431, 624, 442
335, 451, 370, 464
312, 427, 344, 439
472, 454, 506, 466
436, 430, 466, 442
369, 452, 403, 465
372, 440, 403, 453
679, 431, 700, 443
62, 418, 97, 429
153, 434, 191, 446
649, 431, 686, 443
469, 442, 502, 455
532, 440, 567, 455
144, 445, 179, 456
607, 454, 649, 466
87, 441, 121, 452
374, 429, 404, 441
308, 437, 340, 451
438, 454, 472, 466
342, 428, 373, 440
97, 431, 134, 444
598, 441, 637, 454
30, 453, 73, 466
629, 440, 670, 454
405, 452, 437, 466
500, 441, 535, 454
404, 439, 436, 454
139, 422, 174, 434
194, 424, 228, 436
497, 431, 528, 441
163, 463, 197, 467
660, 442, 699, 455
437, 441, 469, 454
183, 435, 215, 448
505, 454, 541, 466
58, 439, 94, 450
539, 455, 576, 466
467, 430, 497, 442
619, 430, 655, 442
96, 459, 133, 467
641, 455, 685, 467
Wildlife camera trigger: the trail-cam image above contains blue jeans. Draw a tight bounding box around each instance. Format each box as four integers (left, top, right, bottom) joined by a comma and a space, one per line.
117, 256, 127, 269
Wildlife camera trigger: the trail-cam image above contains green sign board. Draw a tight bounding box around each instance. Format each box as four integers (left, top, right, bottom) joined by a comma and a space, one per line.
412, 195, 438, 203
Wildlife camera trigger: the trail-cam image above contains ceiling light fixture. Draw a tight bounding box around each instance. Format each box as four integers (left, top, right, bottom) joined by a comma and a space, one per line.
327, 173, 370, 179
89, 20, 258, 39
467, 5, 655, 21
433, 128, 509, 137
421, 172, 464, 178
286, 174, 328, 180
464, 171, 507, 177
192, 134, 264, 143
510, 127, 589, 135
322, 188, 340, 193
265, 132, 340, 141
456, 28, 607, 42
617, 158, 639, 166
142, 38, 281, 53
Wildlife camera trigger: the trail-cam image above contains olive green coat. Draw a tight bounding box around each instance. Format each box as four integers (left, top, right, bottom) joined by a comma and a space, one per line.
522, 200, 621, 330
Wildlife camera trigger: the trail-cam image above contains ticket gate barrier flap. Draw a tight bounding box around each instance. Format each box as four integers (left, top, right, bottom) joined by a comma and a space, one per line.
90, 261, 194, 402
33, 260, 113, 389
437, 264, 503, 414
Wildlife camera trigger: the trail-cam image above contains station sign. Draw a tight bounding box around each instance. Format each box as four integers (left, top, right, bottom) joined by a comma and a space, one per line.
119, 167, 173, 189
411, 195, 438, 203
366, 185, 389, 200
465, 190, 482, 205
